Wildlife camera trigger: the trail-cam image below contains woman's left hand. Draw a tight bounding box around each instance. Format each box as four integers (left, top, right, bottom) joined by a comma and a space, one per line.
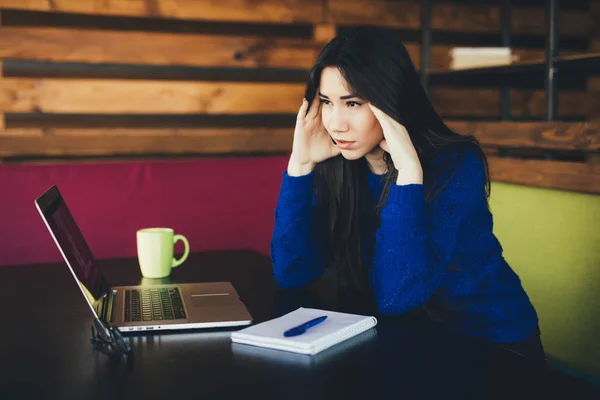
369, 104, 423, 185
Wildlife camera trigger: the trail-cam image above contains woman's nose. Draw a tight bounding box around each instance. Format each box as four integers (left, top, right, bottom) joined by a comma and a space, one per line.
329, 109, 349, 133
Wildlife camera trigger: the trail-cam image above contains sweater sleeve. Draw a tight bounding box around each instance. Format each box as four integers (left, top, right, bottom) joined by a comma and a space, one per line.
270, 171, 327, 289
371, 151, 486, 315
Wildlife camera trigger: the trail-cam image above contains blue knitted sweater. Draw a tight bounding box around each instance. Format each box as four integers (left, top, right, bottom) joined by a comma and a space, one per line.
271, 149, 539, 343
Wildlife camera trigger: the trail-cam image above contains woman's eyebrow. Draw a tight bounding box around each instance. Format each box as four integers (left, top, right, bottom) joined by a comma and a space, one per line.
318, 92, 361, 100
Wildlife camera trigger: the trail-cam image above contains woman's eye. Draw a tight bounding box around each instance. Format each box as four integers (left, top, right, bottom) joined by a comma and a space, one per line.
318, 99, 361, 107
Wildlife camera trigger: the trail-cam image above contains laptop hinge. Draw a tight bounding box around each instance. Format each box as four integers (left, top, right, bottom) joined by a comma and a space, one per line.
106, 290, 116, 324
96, 293, 109, 323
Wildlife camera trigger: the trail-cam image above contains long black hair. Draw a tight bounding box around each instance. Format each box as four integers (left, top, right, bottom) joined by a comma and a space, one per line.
305, 27, 490, 295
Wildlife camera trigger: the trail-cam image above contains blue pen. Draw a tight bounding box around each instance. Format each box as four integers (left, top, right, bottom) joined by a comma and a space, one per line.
284, 316, 328, 337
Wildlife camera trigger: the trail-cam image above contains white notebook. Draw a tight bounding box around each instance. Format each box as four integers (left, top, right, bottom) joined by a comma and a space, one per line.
230, 307, 378, 355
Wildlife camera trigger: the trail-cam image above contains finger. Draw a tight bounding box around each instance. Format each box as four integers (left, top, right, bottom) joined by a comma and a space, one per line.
297, 98, 309, 121
368, 103, 386, 124
369, 103, 401, 130
368, 103, 382, 116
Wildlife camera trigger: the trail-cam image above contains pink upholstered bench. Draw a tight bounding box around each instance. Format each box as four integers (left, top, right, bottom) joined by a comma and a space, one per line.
0, 155, 289, 267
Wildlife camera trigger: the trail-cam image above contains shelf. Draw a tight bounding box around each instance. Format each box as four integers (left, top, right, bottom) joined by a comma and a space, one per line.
426, 53, 600, 88
428, 60, 543, 79
554, 53, 600, 71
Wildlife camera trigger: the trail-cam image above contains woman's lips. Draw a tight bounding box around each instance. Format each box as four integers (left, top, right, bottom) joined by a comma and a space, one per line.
335, 140, 355, 150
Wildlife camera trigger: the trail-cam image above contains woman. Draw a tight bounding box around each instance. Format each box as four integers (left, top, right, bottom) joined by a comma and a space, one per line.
270, 27, 545, 362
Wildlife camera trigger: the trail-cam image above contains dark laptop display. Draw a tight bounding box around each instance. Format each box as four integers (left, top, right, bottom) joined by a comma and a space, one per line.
36, 186, 109, 301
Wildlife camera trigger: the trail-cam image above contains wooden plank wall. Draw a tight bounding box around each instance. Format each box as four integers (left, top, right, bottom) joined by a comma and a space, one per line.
0, 0, 598, 193
590, 1, 600, 114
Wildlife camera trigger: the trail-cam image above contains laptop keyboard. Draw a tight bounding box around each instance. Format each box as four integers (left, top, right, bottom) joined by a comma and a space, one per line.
124, 288, 187, 322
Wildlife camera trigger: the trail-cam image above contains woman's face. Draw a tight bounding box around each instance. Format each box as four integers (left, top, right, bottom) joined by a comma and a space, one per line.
319, 67, 384, 161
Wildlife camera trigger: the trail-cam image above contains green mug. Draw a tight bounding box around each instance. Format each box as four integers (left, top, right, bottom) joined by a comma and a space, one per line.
136, 228, 190, 278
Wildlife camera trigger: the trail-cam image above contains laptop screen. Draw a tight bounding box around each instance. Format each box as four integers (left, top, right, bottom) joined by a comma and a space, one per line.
35, 186, 109, 301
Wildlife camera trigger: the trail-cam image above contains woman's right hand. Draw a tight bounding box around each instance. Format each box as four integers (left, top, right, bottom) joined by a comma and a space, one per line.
287, 92, 341, 176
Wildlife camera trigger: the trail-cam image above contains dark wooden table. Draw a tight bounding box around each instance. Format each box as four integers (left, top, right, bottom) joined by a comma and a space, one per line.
1, 250, 598, 399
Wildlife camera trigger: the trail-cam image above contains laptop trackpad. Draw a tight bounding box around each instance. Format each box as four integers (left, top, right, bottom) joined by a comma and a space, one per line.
190, 293, 237, 307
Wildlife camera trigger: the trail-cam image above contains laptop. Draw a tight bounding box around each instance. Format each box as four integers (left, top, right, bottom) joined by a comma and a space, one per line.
35, 185, 253, 333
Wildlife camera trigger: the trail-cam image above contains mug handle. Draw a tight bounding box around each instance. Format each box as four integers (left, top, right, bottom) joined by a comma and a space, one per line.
172, 234, 190, 268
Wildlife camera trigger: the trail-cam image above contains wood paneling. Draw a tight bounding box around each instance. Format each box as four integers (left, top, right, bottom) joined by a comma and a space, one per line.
1, 0, 590, 36
0, 78, 593, 118
0, 0, 323, 23
326, 0, 420, 30
487, 156, 600, 194
0, 59, 3, 129
0, 79, 305, 114
430, 88, 597, 118
0, 26, 564, 70
0, 127, 293, 157
0, 0, 597, 196
313, 24, 337, 44
510, 6, 592, 37
2, 121, 596, 158
447, 121, 600, 151
326, 0, 592, 36
1, 121, 598, 194
590, 77, 600, 93
510, 91, 600, 119
0, 27, 321, 69
588, 2, 600, 115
